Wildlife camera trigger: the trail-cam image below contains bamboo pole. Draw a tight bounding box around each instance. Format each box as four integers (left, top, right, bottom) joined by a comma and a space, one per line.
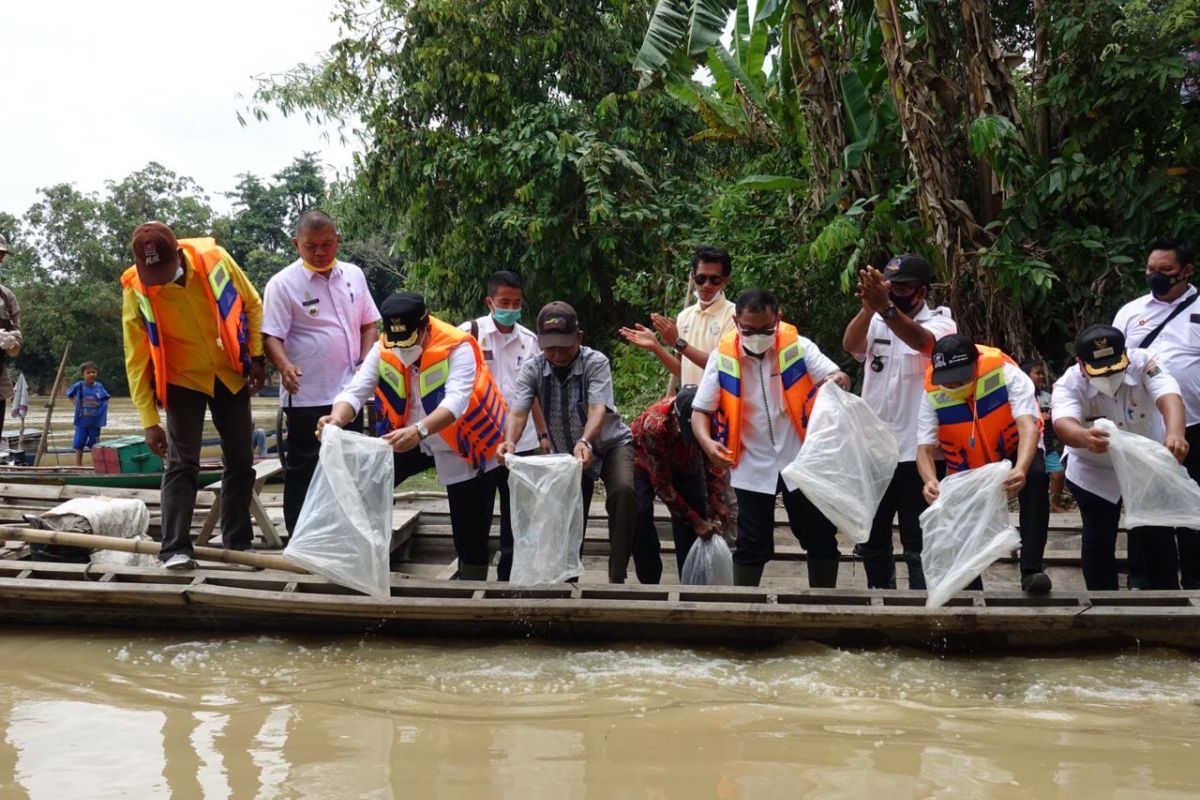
34, 342, 71, 467
1, 527, 307, 574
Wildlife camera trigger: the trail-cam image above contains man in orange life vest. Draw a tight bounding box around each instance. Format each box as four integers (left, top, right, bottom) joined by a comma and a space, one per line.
320, 292, 507, 580
691, 289, 852, 587
916, 334, 1052, 593
121, 222, 266, 570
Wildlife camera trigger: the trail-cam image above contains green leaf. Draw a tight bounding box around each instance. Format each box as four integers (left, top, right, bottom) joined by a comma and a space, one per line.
840, 70, 874, 147
736, 174, 807, 190
634, 0, 691, 80
755, 0, 788, 24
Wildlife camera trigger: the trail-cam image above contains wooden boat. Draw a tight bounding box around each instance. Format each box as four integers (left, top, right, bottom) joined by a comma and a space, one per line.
0, 485, 1196, 652
0, 465, 224, 489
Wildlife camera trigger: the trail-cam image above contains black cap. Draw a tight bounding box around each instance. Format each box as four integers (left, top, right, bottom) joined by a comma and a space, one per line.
930, 334, 980, 386
1076, 324, 1130, 377
379, 292, 429, 348
536, 301, 580, 348
883, 254, 932, 285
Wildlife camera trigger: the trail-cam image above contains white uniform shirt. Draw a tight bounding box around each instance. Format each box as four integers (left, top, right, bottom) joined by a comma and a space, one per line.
1113, 286, 1200, 425
262, 260, 381, 407
676, 295, 736, 386
460, 315, 540, 453
917, 363, 1041, 451
693, 335, 841, 494
333, 340, 498, 485
851, 304, 956, 461
1050, 349, 1180, 503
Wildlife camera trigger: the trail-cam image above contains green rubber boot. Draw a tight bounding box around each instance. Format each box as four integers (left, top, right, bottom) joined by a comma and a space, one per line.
903, 551, 927, 591
458, 563, 490, 581
807, 558, 840, 588
733, 563, 765, 587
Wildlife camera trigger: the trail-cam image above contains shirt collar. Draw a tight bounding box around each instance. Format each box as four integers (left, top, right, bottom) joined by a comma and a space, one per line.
300, 260, 342, 281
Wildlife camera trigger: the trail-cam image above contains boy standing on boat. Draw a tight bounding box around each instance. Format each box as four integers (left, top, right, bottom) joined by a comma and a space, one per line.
66, 362, 110, 466
262, 210, 381, 539
916, 334, 1052, 593
690, 289, 851, 588
321, 292, 506, 580
842, 254, 956, 590
122, 222, 265, 570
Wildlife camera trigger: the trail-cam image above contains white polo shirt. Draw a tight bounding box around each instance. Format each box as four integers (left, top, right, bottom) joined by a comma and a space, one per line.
1050, 349, 1181, 503
676, 295, 736, 386
693, 335, 841, 494
917, 363, 1041, 450
262, 260, 381, 407
1113, 286, 1200, 425
851, 303, 956, 461
460, 314, 540, 453
333, 340, 499, 485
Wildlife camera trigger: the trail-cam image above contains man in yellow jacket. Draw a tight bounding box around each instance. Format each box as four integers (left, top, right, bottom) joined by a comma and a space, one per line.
122, 222, 265, 570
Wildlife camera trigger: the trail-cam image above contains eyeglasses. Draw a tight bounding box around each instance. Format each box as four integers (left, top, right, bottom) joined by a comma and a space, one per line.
692, 274, 726, 286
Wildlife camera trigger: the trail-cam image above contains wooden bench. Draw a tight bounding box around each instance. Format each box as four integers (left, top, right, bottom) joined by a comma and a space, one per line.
196, 460, 285, 548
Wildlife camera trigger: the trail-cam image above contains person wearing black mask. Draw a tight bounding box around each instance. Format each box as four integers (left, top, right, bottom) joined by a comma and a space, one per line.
842, 254, 956, 589
1113, 237, 1200, 588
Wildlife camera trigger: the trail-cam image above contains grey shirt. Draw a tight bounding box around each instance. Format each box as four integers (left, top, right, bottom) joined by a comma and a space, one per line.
511, 347, 633, 459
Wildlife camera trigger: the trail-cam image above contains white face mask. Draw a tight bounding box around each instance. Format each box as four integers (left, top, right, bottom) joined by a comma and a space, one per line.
741, 333, 774, 355
1089, 372, 1125, 398
393, 345, 423, 367
694, 288, 726, 307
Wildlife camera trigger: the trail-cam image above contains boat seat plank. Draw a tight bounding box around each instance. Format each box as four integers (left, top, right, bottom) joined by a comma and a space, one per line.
196, 461, 284, 548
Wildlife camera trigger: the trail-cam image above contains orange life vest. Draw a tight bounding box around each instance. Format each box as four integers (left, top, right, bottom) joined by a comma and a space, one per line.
120, 238, 251, 407
924, 344, 1027, 473
374, 317, 507, 471
712, 321, 818, 467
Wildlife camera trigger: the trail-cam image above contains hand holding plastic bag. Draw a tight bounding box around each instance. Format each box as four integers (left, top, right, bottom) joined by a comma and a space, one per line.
921, 460, 1020, 608
1096, 419, 1200, 528
680, 535, 734, 585
508, 454, 584, 584
285, 426, 395, 598
781, 382, 899, 543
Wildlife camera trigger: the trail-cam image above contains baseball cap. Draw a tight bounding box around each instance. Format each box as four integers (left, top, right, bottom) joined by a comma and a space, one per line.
1075, 324, 1130, 377
882, 254, 932, 285
131, 221, 181, 286
930, 334, 980, 386
379, 292, 429, 348
536, 301, 580, 349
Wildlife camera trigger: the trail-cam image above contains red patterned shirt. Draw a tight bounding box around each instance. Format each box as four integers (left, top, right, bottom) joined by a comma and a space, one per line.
631, 397, 731, 529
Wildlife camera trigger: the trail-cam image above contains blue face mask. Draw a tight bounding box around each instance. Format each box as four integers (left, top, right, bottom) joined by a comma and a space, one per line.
492, 307, 522, 326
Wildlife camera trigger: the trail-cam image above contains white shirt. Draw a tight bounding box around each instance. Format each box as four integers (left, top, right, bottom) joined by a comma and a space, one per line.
917, 362, 1041, 450
676, 295, 737, 386
1113, 286, 1200, 425
333, 339, 497, 485
693, 335, 841, 494
1051, 349, 1181, 503
852, 303, 956, 461
262, 260, 381, 407
460, 315, 540, 452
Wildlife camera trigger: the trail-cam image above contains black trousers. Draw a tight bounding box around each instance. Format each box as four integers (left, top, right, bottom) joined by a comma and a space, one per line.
733, 476, 840, 566
494, 448, 540, 582
1127, 423, 1200, 589
393, 447, 498, 570
633, 465, 709, 582
160, 381, 254, 559
1015, 450, 1050, 575
1068, 478, 1179, 590
860, 461, 930, 558
281, 405, 363, 535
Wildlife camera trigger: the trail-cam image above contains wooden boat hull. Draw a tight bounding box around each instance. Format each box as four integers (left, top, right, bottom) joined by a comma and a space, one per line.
0, 468, 222, 489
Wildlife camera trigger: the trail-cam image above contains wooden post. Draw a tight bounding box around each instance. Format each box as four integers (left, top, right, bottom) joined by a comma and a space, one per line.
34, 342, 71, 467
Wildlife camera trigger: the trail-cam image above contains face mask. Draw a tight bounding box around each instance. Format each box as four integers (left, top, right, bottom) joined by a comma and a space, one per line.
888, 290, 921, 315
1089, 372, 1125, 398
943, 382, 976, 400
303, 261, 334, 274
492, 307, 521, 326
741, 333, 774, 355
694, 289, 726, 307
1147, 271, 1186, 297
393, 345, 423, 367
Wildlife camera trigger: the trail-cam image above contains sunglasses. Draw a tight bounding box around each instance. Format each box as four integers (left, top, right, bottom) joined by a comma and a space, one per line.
692, 273, 726, 286
739, 326, 777, 337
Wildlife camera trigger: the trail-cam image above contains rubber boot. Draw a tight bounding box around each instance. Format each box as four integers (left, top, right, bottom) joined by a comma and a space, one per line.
807, 558, 839, 588
903, 551, 927, 591
458, 563, 489, 581
733, 563, 765, 587
862, 555, 896, 589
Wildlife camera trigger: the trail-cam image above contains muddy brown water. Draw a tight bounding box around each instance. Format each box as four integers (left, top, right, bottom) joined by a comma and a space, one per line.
0, 629, 1197, 798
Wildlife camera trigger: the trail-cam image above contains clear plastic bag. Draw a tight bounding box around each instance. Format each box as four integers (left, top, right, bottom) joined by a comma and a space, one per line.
921, 460, 1020, 608
680, 535, 734, 586
507, 454, 584, 584
1096, 418, 1200, 529
781, 382, 899, 543
284, 425, 395, 598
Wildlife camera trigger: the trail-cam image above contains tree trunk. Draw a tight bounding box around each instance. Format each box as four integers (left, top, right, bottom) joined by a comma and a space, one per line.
1033, 0, 1052, 160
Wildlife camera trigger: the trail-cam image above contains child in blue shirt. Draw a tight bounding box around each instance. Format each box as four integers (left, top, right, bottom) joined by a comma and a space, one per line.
66, 362, 110, 466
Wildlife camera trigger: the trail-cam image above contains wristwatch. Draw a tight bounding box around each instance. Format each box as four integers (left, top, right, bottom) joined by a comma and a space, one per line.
880, 304, 899, 321
416, 421, 430, 440
674, 337, 688, 353
576, 438, 593, 452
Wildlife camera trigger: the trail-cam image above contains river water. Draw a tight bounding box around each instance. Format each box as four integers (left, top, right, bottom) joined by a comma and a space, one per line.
0, 628, 1197, 798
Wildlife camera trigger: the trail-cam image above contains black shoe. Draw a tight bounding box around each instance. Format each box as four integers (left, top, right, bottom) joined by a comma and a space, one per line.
1021, 572, 1052, 594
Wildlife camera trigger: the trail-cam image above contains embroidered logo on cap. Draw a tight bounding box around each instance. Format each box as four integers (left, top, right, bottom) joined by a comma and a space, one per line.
143, 244, 161, 266
932, 353, 946, 368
